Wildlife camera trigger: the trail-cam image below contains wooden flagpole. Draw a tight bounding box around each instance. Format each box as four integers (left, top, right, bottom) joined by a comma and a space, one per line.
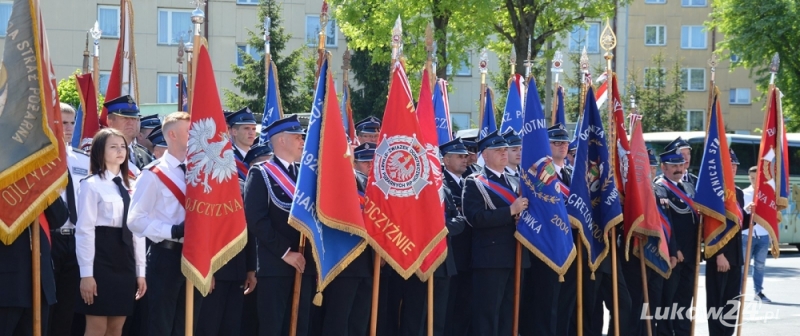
289, 236, 306, 336
32, 220, 41, 336
478, 48, 488, 131
427, 277, 434, 336
512, 242, 521, 336
638, 239, 653, 336
369, 256, 381, 336
90, 22, 101, 97
576, 240, 584, 336
690, 221, 703, 335
177, 37, 185, 112
600, 18, 620, 336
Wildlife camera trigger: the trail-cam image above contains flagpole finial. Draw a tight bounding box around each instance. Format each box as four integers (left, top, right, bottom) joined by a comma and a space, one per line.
768, 52, 780, 86
90, 21, 101, 57
264, 16, 271, 55
600, 18, 617, 55
524, 35, 532, 79
342, 47, 352, 71
425, 24, 434, 62
177, 36, 185, 65
318, 1, 329, 52
479, 48, 489, 74
580, 46, 589, 75
551, 50, 564, 84
708, 53, 718, 82
190, 0, 206, 36
391, 16, 403, 62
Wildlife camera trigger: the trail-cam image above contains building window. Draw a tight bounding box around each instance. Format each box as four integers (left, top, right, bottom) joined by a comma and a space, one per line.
446, 53, 471, 77
730, 88, 751, 105
645, 0, 666, 3
0, 2, 11, 37
157, 73, 179, 104
158, 9, 193, 45
730, 54, 741, 63
681, 0, 707, 6
306, 15, 337, 47
680, 26, 706, 49
98, 72, 111, 96
451, 113, 471, 130
644, 67, 666, 88
686, 110, 705, 131
569, 22, 600, 54
680, 68, 705, 91
236, 45, 262, 67
97, 5, 120, 38
237, 0, 259, 4
645, 25, 666, 46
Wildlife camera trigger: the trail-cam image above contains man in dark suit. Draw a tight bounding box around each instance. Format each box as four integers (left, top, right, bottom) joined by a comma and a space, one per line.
705, 149, 745, 336
440, 138, 473, 336
244, 115, 316, 336
0, 200, 67, 336
653, 147, 700, 336
317, 143, 374, 336
462, 130, 530, 336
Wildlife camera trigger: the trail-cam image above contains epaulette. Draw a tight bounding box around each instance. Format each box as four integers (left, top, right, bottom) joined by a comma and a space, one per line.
143, 159, 162, 171
71, 147, 89, 156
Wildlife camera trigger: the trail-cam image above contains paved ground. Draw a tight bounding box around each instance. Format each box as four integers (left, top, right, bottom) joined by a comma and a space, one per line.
602, 245, 800, 335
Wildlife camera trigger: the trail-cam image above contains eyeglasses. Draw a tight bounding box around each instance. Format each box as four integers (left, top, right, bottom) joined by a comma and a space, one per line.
550, 141, 568, 147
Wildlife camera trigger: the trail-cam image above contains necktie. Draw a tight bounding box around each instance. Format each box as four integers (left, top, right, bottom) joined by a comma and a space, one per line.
178, 163, 187, 174
561, 168, 572, 187
677, 182, 687, 193
112, 176, 133, 246
66, 173, 77, 224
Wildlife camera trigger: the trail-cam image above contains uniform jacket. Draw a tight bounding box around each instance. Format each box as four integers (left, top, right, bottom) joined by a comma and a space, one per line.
443, 168, 471, 272
131, 143, 153, 170
706, 187, 747, 267
653, 178, 699, 263
434, 183, 466, 278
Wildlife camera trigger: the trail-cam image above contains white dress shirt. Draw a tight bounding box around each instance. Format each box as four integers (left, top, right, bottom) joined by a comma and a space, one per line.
742, 185, 769, 237
129, 151, 186, 243
75, 170, 146, 278
61, 146, 90, 229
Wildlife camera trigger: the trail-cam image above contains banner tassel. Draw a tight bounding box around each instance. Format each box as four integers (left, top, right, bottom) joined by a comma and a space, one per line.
313, 291, 323, 307
591, 271, 596, 281
559, 274, 565, 282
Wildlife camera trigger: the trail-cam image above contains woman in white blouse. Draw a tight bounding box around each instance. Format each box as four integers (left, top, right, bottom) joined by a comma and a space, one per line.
75, 128, 146, 336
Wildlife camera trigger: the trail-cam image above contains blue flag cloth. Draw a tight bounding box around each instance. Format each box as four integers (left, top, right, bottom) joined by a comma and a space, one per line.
287, 56, 366, 292
180, 77, 189, 112
516, 77, 576, 281
433, 79, 452, 145
636, 205, 674, 278
71, 104, 84, 148
478, 87, 497, 140
500, 74, 524, 135
566, 86, 623, 273
260, 60, 284, 144
553, 86, 566, 126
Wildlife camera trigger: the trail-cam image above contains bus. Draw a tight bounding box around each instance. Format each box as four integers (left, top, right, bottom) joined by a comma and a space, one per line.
643, 132, 800, 248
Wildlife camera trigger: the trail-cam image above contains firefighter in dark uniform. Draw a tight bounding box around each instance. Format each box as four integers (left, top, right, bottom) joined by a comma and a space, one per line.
0, 201, 67, 336
462, 130, 530, 336
226, 108, 258, 166
461, 137, 481, 178
705, 149, 745, 336
137, 114, 161, 155
503, 131, 522, 176
657, 137, 697, 186
244, 115, 316, 336
441, 138, 473, 336
354, 116, 381, 145
147, 125, 168, 160
103, 96, 154, 173
653, 147, 700, 336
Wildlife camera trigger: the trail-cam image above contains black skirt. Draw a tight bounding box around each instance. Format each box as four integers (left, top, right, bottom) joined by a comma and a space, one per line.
75, 226, 137, 316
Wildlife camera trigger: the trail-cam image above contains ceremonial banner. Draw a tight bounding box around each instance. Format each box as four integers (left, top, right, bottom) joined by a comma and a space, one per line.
100, 0, 136, 126
566, 86, 623, 273
551, 85, 566, 126
628, 118, 672, 278
432, 79, 452, 145
610, 74, 632, 194
695, 89, 742, 258
340, 76, 358, 146
183, 44, 247, 296
259, 60, 284, 144
179, 76, 189, 112
0, 0, 68, 244
478, 87, 497, 140
500, 74, 524, 135
72, 74, 100, 148
362, 63, 447, 278
289, 54, 366, 292
516, 77, 575, 280
752, 87, 787, 257
414, 66, 447, 281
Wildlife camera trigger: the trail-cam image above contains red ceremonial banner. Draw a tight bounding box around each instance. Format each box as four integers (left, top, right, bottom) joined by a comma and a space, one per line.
753, 88, 786, 257
363, 64, 448, 278
183, 43, 248, 296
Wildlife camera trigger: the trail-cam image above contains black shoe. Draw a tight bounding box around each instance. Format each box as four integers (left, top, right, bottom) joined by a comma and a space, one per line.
757, 292, 772, 303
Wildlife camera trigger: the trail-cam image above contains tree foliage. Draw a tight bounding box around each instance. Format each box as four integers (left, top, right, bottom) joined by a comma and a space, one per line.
709, 0, 800, 131
348, 50, 390, 121
57, 69, 82, 108
628, 53, 686, 132
224, 0, 304, 115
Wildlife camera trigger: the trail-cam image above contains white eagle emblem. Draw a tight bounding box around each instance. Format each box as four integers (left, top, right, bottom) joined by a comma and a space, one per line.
373, 134, 431, 199
187, 118, 238, 193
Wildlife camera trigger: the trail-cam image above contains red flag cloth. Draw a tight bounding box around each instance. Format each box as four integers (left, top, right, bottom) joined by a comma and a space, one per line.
753, 87, 786, 257
0, 0, 67, 244
100, 41, 122, 127
75, 74, 100, 144
183, 43, 248, 296
414, 66, 447, 281
363, 64, 447, 278
610, 74, 632, 195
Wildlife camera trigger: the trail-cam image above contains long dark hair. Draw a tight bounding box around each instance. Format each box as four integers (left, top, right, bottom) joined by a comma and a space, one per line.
89, 128, 131, 188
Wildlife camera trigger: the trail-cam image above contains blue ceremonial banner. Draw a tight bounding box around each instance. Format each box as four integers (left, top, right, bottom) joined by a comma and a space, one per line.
552, 86, 566, 126
635, 205, 674, 278
566, 86, 623, 273
500, 74, 524, 135
433, 79, 452, 145
180, 77, 189, 112
516, 77, 576, 280
478, 87, 497, 140
288, 55, 366, 291
71, 105, 84, 148
260, 60, 284, 144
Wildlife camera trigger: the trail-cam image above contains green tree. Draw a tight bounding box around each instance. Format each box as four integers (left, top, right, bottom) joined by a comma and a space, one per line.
224, 0, 304, 115
296, 48, 317, 114
57, 69, 82, 108
628, 53, 685, 132
709, 0, 800, 131
348, 50, 390, 121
